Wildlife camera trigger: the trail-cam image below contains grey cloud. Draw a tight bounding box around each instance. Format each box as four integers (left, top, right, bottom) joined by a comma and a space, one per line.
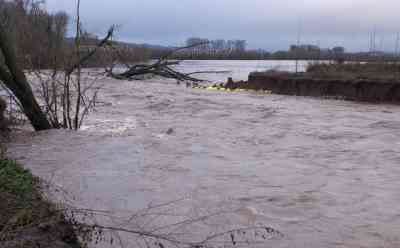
46, 0, 400, 51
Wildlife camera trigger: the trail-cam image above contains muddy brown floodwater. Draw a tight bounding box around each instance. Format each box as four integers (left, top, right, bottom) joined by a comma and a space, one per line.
7, 61, 400, 247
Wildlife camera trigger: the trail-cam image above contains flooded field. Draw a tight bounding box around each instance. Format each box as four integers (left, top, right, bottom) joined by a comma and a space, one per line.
7, 60, 400, 247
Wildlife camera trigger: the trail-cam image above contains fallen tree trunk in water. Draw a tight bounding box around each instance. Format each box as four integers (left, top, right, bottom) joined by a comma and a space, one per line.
108, 60, 206, 82
107, 42, 230, 82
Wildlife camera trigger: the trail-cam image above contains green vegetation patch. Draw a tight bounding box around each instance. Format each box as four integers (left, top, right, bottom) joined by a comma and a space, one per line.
0, 159, 37, 199
0, 159, 81, 247
0, 159, 43, 233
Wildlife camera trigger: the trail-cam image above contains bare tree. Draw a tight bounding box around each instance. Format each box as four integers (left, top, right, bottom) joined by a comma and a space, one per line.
0, 96, 8, 132
0, 0, 114, 131
0, 21, 52, 131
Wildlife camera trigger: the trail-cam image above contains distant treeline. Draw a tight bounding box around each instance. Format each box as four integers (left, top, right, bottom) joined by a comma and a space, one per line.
148, 47, 371, 61
2, 1, 397, 67
149, 37, 400, 61
0, 0, 150, 70
166, 50, 400, 61
0, 0, 69, 69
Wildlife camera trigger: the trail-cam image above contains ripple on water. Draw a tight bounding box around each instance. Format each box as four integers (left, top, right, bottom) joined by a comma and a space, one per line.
368, 120, 400, 130
8, 69, 400, 248
81, 117, 138, 136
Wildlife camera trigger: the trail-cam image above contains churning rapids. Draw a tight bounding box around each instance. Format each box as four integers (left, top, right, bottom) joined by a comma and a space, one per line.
7, 60, 400, 248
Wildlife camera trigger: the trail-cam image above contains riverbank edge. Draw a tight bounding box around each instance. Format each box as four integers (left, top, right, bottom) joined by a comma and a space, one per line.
0, 153, 82, 248
224, 72, 400, 103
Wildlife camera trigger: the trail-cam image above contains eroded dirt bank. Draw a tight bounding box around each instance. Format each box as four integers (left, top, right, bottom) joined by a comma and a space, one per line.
0, 159, 81, 248
225, 72, 400, 103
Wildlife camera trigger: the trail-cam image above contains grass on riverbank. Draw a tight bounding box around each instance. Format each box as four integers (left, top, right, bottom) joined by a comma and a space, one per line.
305, 62, 400, 81
0, 157, 81, 248
254, 62, 400, 82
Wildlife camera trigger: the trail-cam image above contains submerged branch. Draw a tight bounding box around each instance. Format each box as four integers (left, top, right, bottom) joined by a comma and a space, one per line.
107, 42, 226, 82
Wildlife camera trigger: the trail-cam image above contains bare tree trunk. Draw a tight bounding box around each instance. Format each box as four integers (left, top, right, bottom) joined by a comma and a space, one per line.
73, 0, 82, 130
0, 96, 8, 132
0, 23, 52, 131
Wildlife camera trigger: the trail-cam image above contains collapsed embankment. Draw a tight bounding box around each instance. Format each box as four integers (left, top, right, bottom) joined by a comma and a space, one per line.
224, 72, 400, 103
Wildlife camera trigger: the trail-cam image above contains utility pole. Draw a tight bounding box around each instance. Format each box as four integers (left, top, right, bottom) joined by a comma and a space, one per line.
295, 19, 302, 74
395, 32, 400, 80
372, 27, 376, 55
395, 32, 399, 58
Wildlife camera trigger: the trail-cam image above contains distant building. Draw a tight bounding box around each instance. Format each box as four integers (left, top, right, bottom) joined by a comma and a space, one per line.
290, 44, 321, 52
332, 46, 345, 54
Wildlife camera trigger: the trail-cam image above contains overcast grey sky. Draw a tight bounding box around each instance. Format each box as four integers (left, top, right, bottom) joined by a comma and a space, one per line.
46, 0, 400, 52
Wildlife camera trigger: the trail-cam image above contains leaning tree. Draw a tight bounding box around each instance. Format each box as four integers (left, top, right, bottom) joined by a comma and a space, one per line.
0, 0, 223, 132
0, 0, 114, 131
0, 22, 52, 131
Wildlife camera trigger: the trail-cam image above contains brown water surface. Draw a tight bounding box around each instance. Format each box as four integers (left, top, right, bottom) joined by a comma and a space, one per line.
7, 61, 400, 247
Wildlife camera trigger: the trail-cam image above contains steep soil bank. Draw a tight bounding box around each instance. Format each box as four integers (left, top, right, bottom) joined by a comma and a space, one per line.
224, 72, 400, 103
0, 158, 81, 248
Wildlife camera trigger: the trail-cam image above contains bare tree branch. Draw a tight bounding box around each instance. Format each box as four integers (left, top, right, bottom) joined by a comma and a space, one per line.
107, 42, 225, 82
66, 26, 115, 76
